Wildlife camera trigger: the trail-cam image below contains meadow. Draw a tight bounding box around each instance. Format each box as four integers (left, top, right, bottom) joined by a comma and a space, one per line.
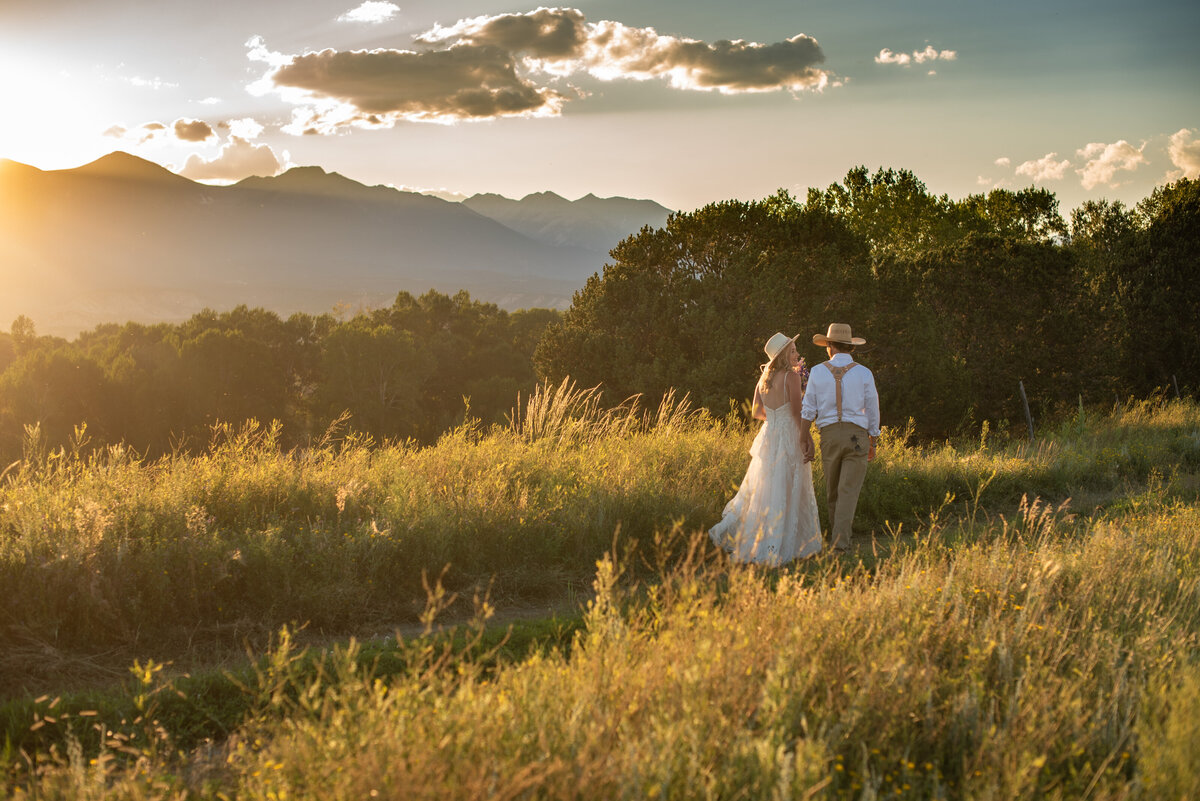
2, 384, 1199, 799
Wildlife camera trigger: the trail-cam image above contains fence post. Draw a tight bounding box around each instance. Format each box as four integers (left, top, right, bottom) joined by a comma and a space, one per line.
1173, 374, 1181, 399
1018, 380, 1035, 443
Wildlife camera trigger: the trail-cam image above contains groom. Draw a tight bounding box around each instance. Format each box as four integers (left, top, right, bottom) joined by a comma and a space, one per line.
799, 323, 880, 553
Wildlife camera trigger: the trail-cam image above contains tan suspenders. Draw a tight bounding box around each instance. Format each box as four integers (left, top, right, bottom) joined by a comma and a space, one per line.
825, 362, 857, 422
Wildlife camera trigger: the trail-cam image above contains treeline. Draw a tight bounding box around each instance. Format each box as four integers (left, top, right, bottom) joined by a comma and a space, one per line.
2, 169, 1196, 454
0, 291, 559, 460
536, 170, 1199, 435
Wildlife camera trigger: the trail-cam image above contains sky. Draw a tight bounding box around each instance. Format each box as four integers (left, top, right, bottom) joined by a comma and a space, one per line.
2, 0, 1198, 213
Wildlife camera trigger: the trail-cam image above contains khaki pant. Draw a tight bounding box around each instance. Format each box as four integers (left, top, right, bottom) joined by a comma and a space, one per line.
819, 422, 869, 550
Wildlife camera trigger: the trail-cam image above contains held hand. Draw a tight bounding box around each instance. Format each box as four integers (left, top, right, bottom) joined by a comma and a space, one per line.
868, 440, 877, 462
801, 436, 815, 463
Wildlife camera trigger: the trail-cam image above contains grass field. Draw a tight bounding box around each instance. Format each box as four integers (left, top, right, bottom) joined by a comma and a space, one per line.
3, 386, 1199, 798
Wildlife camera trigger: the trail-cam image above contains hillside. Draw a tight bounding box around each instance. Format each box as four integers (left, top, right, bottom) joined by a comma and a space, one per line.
0, 153, 668, 337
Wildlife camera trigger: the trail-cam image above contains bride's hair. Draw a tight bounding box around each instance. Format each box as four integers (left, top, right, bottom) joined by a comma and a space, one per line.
757, 350, 791, 395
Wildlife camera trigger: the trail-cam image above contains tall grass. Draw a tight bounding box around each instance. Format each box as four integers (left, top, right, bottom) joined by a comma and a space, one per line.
2, 391, 1198, 693
1, 394, 1199, 796
7, 491, 1198, 798
0, 383, 732, 686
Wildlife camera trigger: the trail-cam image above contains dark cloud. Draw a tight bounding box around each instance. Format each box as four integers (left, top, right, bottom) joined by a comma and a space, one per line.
415, 7, 589, 59
682, 35, 827, 91
270, 45, 561, 125
177, 136, 284, 182
596, 30, 828, 92
173, 118, 215, 142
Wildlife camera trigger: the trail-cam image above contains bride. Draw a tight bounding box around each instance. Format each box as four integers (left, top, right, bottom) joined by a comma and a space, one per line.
709, 332, 822, 565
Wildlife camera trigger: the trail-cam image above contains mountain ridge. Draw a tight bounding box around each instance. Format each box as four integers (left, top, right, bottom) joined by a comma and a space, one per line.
0, 153, 672, 338
463, 189, 670, 252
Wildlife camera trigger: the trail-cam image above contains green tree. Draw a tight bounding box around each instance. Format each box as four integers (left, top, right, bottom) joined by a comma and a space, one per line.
377, 290, 554, 438
0, 331, 15, 375
1127, 179, 1200, 392
535, 193, 869, 412
10, 315, 39, 356
1067, 199, 1138, 394
316, 315, 432, 440
0, 346, 111, 456
178, 325, 289, 433
78, 321, 186, 452
958, 187, 1068, 243
804, 167, 964, 257
873, 233, 1090, 432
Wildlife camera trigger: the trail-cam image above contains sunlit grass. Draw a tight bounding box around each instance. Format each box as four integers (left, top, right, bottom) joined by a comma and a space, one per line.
7, 493, 1198, 798
0, 382, 737, 680
2, 392, 1199, 798
2, 393, 1197, 679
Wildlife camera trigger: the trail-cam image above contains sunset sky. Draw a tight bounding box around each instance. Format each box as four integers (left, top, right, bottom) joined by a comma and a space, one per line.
2, 0, 1198, 212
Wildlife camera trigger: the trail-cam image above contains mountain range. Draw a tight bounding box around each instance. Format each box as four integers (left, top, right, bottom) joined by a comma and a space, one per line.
0, 152, 672, 338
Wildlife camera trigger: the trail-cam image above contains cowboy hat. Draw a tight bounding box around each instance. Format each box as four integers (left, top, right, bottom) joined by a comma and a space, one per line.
764, 332, 800, 363
812, 323, 866, 347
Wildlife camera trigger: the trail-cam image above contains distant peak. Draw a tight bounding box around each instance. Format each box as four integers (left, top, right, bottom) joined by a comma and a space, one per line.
244, 165, 369, 193
521, 190, 568, 203
73, 151, 181, 181
280, 165, 330, 178
0, 158, 42, 175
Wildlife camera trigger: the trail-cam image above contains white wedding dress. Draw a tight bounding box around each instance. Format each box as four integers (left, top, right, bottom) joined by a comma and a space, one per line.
709, 376, 822, 565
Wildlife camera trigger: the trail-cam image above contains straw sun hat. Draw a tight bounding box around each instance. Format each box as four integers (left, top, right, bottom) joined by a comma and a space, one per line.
812, 323, 866, 347
763, 332, 799, 364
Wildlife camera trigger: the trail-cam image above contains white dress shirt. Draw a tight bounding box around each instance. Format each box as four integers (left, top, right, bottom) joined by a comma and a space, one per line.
800, 352, 880, 436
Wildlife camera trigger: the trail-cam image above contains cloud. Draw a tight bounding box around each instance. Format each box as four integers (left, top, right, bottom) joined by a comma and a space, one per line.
1166, 128, 1200, 180
177, 136, 285, 182
126, 75, 179, 90
247, 35, 294, 70
391, 184, 470, 202
416, 7, 589, 61
421, 9, 830, 93
270, 46, 565, 131
106, 119, 223, 145
173, 118, 215, 142
580, 24, 827, 93
1076, 140, 1146, 189
226, 118, 265, 139
338, 1, 400, 24
875, 45, 956, 67
249, 8, 833, 130
104, 121, 169, 144
994, 157, 1011, 167
1015, 152, 1070, 182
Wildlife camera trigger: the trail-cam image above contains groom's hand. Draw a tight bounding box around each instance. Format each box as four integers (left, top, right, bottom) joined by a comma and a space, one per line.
801, 435, 815, 463
868, 437, 877, 462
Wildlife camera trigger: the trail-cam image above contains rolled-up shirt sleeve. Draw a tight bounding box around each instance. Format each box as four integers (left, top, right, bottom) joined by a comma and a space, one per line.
800, 377, 818, 421
865, 374, 880, 436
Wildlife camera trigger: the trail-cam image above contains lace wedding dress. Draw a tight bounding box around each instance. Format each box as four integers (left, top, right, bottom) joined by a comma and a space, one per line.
709, 378, 822, 565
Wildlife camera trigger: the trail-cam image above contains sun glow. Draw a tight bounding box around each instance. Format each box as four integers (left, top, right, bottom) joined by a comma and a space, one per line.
0, 51, 122, 169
